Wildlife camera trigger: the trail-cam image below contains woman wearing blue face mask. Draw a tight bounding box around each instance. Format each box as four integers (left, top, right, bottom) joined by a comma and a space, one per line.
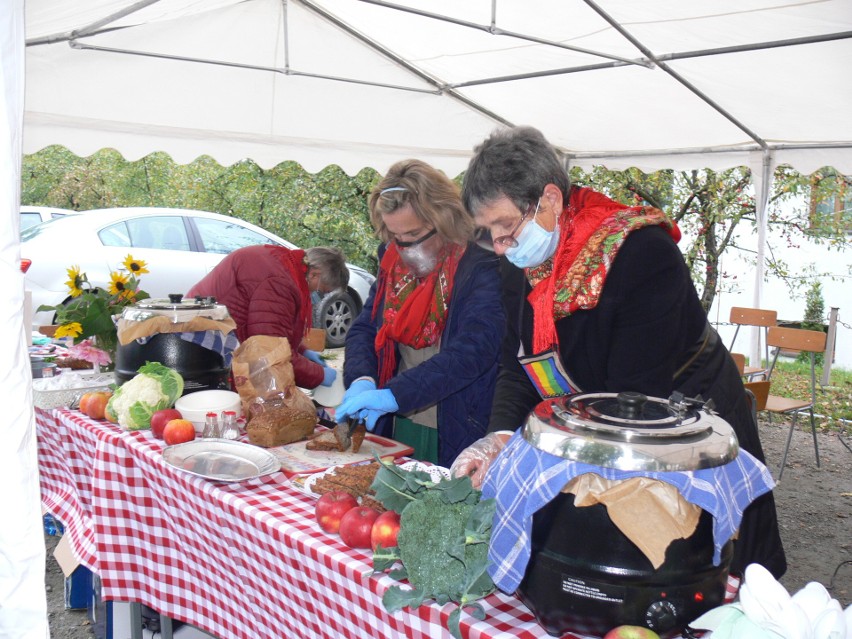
451, 125, 786, 582
336, 159, 505, 467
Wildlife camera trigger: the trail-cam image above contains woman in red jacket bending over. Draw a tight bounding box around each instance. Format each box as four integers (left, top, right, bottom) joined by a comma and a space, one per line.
187, 245, 348, 389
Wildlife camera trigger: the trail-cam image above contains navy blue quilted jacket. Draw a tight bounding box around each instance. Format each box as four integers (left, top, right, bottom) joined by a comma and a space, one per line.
343, 243, 505, 468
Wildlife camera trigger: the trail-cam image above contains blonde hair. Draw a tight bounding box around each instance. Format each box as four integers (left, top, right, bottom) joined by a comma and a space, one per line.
369, 159, 474, 245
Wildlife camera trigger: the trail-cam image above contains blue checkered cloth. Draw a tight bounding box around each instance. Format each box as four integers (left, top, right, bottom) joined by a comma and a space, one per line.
179, 330, 240, 366
482, 430, 775, 593
132, 330, 239, 365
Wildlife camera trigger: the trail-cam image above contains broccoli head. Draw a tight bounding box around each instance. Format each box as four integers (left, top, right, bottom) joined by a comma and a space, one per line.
396, 490, 489, 598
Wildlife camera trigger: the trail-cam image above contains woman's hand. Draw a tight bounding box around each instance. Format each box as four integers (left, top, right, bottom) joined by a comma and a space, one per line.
319, 366, 337, 387
450, 432, 511, 488
303, 349, 324, 365
336, 387, 397, 431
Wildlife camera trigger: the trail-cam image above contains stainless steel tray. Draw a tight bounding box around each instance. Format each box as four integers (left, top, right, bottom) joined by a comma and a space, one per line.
163, 439, 280, 482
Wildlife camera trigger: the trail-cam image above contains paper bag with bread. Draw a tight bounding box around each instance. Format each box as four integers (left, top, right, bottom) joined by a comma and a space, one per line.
231, 335, 317, 447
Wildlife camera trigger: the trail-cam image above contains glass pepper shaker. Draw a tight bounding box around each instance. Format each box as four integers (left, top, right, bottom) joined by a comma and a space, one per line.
202, 411, 220, 438
220, 410, 239, 440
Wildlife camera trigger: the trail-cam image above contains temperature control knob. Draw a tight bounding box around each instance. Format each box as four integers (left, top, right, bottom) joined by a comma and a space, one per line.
645, 600, 678, 631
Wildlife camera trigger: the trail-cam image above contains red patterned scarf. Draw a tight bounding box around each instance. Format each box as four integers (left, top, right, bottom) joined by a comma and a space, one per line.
373, 242, 466, 386
265, 245, 311, 342
527, 187, 681, 353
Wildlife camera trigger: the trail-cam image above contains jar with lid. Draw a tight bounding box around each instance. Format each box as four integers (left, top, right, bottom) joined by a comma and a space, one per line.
220, 410, 239, 440
202, 411, 220, 438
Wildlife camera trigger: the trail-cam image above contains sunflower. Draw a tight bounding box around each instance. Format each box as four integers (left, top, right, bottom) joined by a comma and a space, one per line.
54, 322, 83, 339
64, 265, 84, 297
123, 254, 149, 275
108, 271, 131, 297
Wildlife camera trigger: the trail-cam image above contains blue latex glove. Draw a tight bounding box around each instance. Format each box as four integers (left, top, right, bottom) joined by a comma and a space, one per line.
336, 389, 398, 431
361, 408, 386, 432
319, 366, 337, 387
303, 349, 324, 365
336, 378, 377, 420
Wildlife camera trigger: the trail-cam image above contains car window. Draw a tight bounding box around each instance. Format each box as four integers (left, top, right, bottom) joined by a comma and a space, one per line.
192, 216, 278, 254
99, 222, 132, 247
21, 213, 42, 230
117, 216, 192, 251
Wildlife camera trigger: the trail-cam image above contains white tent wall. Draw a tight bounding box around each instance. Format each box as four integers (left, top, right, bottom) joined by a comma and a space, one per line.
1, 0, 50, 636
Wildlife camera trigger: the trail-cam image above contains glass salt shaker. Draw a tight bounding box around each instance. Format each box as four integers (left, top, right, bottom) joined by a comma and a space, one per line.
203, 411, 220, 438
220, 410, 239, 440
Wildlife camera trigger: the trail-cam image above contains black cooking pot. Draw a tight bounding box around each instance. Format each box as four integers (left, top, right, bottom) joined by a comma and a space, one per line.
115, 295, 232, 395
517, 391, 739, 636
518, 492, 732, 636
114, 333, 230, 394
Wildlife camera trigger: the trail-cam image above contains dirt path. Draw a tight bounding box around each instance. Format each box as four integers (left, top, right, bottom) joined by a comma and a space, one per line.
43, 413, 852, 638
759, 419, 852, 602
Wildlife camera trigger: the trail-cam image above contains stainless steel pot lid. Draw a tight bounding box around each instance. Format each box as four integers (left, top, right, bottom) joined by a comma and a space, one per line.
522, 391, 738, 472
120, 293, 231, 323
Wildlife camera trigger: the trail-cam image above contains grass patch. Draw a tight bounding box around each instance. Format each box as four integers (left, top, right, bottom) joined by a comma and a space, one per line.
764, 361, 852, 429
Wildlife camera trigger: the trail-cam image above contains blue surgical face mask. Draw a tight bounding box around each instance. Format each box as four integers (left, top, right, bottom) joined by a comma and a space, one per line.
505, 213, 560, 269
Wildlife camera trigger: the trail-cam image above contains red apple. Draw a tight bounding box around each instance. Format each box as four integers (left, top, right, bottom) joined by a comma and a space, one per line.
338, 506, 380, 549
163, 419, 196, 445
150, 408, 183, 439
315, 491, 359, 534
370, 510, 401, 551
603, 626, 661, 639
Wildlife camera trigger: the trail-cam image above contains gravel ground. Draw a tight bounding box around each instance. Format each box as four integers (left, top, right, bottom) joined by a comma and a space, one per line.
43, 384, 851, 638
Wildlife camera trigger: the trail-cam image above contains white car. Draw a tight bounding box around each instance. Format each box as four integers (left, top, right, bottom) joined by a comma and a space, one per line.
20, 205, 76, 230
22, 207, 375, 348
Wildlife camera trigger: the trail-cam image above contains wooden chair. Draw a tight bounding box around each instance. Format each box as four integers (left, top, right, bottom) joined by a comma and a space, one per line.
763, 326, 827, 478
743, 380, 770, 433
729, 307, 777, 380
730, 352, 746, 376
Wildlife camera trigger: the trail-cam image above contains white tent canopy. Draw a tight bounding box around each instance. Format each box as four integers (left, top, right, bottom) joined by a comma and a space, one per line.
23, 0, 852, 176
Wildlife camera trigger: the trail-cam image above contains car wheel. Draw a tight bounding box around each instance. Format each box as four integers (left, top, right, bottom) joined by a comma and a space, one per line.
313, 291, 358, 348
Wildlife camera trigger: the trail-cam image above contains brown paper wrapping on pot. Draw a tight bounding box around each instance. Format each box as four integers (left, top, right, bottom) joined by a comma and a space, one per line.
563, 474, 701, 569
230, 335, 315, 429
116, 316, 237, 345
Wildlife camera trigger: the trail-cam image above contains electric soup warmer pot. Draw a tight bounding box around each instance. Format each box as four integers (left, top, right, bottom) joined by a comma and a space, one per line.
516, 391, 739, 636
115, 295, 232, 394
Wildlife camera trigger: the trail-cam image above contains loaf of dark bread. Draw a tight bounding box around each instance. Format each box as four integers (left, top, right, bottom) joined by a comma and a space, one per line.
245, 406, 317, 447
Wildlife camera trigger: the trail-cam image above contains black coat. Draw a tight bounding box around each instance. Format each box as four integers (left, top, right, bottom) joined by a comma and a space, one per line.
490, 225, 786, 578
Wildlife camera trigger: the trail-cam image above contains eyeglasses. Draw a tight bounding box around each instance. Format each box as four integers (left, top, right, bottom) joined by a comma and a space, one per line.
395, 227, 437, 248
379, 186, 409, 196
475, 198, 541, 249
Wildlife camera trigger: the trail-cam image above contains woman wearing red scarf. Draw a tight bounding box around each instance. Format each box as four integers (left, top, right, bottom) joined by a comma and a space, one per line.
336, 159, 505, 467
451, 126, 786, 581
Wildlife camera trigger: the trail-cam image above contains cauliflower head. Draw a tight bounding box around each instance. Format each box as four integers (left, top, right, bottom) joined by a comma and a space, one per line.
107, 362, 184, 430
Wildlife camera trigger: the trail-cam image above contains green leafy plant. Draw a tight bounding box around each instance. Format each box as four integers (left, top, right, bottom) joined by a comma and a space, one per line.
799, 281, 826, 365
370, 460, 496, 639
37, 254, 151, 366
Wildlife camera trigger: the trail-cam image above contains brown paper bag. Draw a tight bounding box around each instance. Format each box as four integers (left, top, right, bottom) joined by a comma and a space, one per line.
564, 474, 701, 569
231, 336, 316, 445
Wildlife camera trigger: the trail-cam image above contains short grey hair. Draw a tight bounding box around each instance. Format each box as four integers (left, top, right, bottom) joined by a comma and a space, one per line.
305, 246, 349, 291
462, 125, 571, 217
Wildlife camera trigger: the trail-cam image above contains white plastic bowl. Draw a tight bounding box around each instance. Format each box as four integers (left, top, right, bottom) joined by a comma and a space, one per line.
175, 390, 241, 434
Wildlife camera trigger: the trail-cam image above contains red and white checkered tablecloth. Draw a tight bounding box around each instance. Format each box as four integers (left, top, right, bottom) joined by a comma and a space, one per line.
36, 408, 584, 639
